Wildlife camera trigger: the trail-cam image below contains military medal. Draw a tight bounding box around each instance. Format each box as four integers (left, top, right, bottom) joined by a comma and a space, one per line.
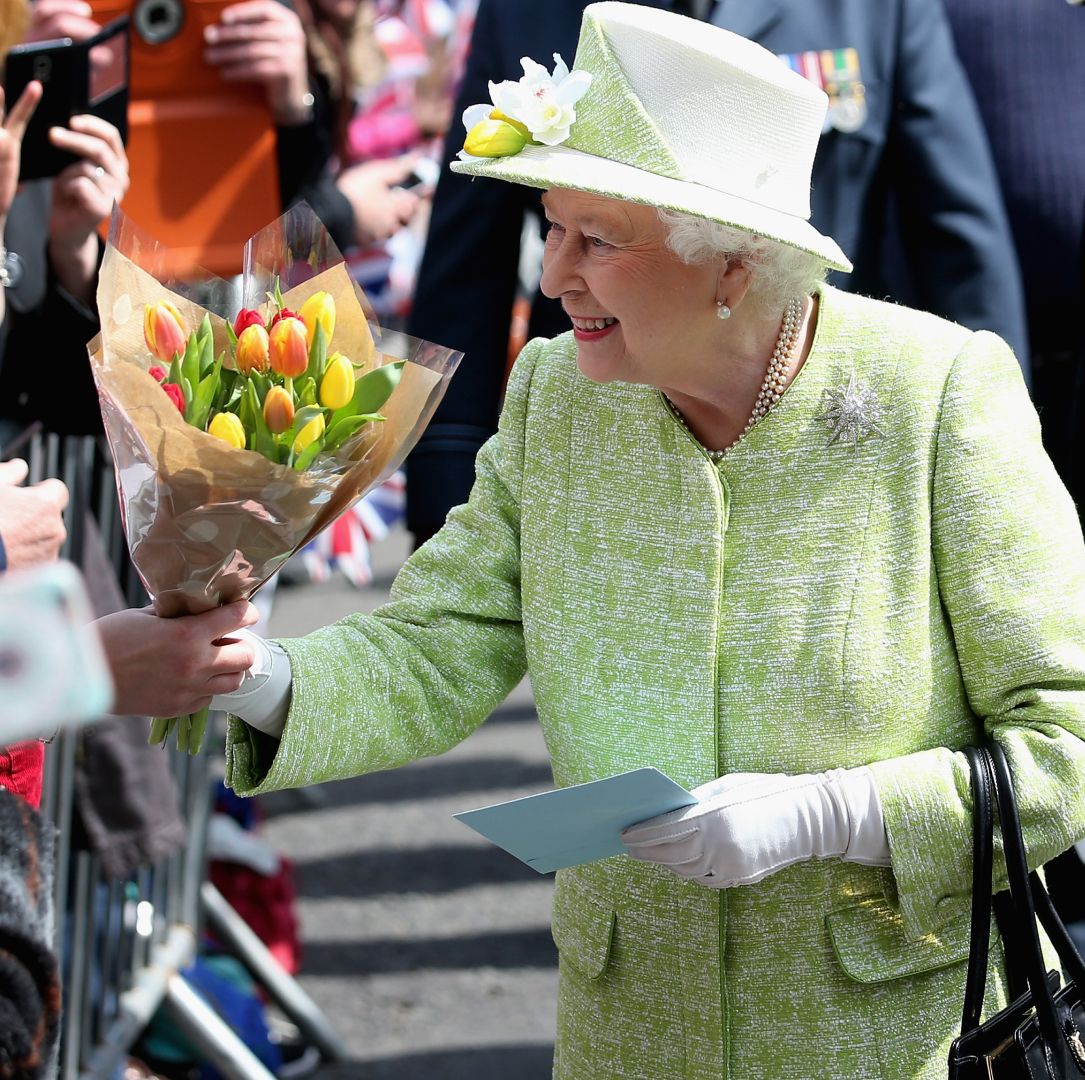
778, 47, 868, 134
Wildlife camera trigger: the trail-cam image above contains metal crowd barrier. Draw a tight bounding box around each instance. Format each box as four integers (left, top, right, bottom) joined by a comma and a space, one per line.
28, 432, 345, 1080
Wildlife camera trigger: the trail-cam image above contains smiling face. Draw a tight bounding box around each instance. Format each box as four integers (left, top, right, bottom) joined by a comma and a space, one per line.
538, 189, 723, 387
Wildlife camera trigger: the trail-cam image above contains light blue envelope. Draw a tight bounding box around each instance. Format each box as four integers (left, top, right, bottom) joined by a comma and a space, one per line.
453, 767, 696, 874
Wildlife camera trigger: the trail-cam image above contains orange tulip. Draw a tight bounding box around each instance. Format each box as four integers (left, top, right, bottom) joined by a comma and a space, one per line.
263, 385, 295, 435
236, 324, 271, 375
143, 301, 186, 363
269, 317, 309, 378
299, 292, 335, 346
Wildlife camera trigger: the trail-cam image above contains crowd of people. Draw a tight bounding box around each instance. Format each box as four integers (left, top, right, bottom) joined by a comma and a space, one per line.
2, 0, 1085, 1076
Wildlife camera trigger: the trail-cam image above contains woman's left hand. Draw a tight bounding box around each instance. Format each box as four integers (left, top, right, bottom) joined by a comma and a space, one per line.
46, 114, 129, 302
621, 766, 889, 888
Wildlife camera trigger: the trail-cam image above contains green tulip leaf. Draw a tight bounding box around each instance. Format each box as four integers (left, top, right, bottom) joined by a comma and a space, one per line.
197, 316, 215, 375
330, 360, 404, 428
181, 332, 200, 395
244, 382, 277, 458
293, 435, 324, 472
297, 376, 317, 407
286, 405, 325, 444
322, 413, 383, 453
189, 360, 221, 431
306, 322, 328, 383
250, 370, 270, 405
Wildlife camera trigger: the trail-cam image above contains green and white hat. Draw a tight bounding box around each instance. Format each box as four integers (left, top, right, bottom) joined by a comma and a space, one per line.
451, 1, 852, 272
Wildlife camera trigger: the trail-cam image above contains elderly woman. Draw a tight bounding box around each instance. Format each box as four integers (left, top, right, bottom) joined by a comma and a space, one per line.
99, 4, 1085, 1077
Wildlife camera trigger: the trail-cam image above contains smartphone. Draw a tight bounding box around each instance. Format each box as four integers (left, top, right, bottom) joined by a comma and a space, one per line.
2, 16, 129, 182
396, 157, 440, 192
0, 562, 114, 741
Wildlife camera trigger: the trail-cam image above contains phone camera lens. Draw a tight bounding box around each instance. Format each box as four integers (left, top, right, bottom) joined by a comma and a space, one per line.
134, 0, 185, 45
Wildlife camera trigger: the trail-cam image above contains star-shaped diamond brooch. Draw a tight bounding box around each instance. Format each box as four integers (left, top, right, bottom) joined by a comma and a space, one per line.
816, 372, 884, 449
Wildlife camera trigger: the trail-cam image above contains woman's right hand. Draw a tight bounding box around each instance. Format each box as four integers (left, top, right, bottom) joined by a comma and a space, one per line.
0, 81, 42, 222
95, 601, 260, 718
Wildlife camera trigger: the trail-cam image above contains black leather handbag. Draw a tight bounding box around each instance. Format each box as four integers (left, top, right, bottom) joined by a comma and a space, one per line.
949, 743, 1085, 1079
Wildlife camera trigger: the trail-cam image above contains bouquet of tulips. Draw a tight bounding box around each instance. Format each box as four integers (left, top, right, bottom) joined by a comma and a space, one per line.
143, 282, 403, 474
90, 206, 462, 753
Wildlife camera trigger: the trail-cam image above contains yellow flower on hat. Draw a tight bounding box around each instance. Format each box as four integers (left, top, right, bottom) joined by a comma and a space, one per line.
458, 53, 592, 162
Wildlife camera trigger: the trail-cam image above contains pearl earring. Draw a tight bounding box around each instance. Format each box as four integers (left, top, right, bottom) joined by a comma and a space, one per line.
716, 301, 731, 321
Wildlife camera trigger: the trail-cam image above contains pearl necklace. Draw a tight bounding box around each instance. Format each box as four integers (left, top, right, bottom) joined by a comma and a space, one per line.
665, 296, 803, 461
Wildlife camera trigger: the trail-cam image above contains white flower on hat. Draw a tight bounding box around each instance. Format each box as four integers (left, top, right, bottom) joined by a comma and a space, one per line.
458, 53, 592, 161
493, 55, 593, 145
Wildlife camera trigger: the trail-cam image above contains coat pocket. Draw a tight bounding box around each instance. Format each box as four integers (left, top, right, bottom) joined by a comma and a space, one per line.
827, 895, 971, 984
551, 867, 616, 981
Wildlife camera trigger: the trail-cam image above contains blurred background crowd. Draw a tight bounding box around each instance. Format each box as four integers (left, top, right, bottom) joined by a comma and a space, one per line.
0, 0, 1084, 1076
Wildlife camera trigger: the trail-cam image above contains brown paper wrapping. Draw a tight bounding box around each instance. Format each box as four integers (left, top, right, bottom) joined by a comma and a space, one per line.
91, 239, 458, 619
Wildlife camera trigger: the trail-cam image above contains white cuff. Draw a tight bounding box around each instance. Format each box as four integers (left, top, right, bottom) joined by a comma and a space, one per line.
209, 628, 292, 739
832, 765, 891, 866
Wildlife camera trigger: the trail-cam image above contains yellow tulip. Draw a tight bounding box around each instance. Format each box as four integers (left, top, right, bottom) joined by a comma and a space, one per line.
292, 413, 325, 454
489, 109, 530, 139
235, 323, 270, 375
319, 353, 355, 409
269, 317, 309, 378
143, 300, 186, 362
299, 292, 336, 346
463, 118, 529, 158
263, 385, 295, 435
208, 411, 247, 449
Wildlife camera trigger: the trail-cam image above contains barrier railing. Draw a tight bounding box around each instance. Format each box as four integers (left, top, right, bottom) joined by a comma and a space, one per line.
26, 431, 345, 1079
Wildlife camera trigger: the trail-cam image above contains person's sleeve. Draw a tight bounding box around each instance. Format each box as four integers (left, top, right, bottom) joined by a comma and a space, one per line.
0, 788, 60, 1076
275, 77, 356, 253
0, 200, 103, 436
882, 0, 1030, 374
404, 0, 538, 538
869, 331, 1085, 939
224, 338, 546, 796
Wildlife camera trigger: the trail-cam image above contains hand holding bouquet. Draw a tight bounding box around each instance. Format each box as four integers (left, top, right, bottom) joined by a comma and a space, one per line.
90, 206, 461, 753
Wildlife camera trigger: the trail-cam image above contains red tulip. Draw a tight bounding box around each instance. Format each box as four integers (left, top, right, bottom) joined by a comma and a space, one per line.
269, 317, 309, 378
269, 307, 299, 328
149, 365, 168, 383
162, 382, 185, 414
233, 308, 265, 336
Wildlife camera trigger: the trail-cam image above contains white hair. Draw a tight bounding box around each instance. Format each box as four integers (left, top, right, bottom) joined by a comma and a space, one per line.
658, 208, 828, 312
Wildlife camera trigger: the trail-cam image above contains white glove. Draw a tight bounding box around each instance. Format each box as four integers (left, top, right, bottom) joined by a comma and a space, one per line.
621, 766, 890, 889
209, 628, 292, 738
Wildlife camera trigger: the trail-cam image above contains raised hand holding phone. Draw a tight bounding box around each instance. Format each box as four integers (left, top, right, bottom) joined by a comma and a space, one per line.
0, 80, 42, 222
47, 110, 129, 303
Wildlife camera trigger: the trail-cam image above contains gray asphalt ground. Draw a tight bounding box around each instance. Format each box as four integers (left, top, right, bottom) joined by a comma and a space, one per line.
261, 526, 558, 1078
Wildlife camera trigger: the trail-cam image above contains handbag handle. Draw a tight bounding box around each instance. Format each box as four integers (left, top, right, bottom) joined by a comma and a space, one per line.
961, 745, 995, 1033
986, 742, 1065, 1067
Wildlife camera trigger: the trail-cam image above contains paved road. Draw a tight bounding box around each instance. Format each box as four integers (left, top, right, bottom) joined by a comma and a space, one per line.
261, 527, 558, 1078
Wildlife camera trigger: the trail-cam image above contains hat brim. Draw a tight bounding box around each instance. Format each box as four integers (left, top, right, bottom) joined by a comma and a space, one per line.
452, 142, 852, 274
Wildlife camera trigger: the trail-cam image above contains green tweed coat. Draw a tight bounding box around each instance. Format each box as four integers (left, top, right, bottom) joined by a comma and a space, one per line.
227, 286, 1085, 1079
